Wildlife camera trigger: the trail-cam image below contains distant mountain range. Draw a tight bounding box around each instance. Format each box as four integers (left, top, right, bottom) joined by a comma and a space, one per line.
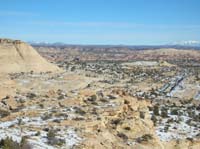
29, 41, 67, 46
170, 40, 200, 47
29, 40, 200, 50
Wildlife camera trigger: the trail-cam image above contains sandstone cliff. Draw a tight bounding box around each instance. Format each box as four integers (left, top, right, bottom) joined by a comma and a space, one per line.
0, 38, 61, 73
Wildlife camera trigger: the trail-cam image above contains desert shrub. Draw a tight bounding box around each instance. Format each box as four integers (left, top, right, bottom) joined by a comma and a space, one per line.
139, 111, 145, 119
124, 99, 130, 104
57, 94, 65, 100
148, 106, 153, 111
43, 128, 49, 132
111, 119, 121, 125
151, 114, 157, 126
41, 112, 52, 120
71, 66, 76, 71
12, 105, 25, 113
18, 118, 23, 125
39, 104, 44, 108
91, 108, 98, 115
117, 132, 128, 141
196, 133, 200, 137
196, 105, 200, 111
47, 129, 65, 146
186, 137, 193, 142
100, 98, 108, 102
35, 131, 41, 136
193, 113, 200, 122
0, 136, 32, 149
85, 95, 98, 105
47, 129, 56, 145
164, 125, 169, 132
136, 134, 153, 143
30, 71, 34, 74
153, 105, 159, 116
167, 118, 174, 123
124, 126, 131, 131
47, 129, 56, 139
56, 113, 68, 119
74, 107, 86, 115
88, 95, 97, 102
0, 109, 10, 118
107, 95, 116, 100
73, 117, 85, 121
0, 137, 21, 149
53, 119, 61, 123
161, 107, 168, 118
170, 108, 178, 115
26, 93, 37, 99
18, 98, 26, 103
187, 110, 196, 118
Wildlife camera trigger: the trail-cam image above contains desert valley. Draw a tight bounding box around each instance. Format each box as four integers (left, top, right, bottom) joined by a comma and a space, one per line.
0, 38, 200, 149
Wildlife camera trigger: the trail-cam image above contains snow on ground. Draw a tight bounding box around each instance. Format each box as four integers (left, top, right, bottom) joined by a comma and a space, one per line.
194, 91, 200, 100
57, 128, 82, 147
0, 117, 82, 148
23, 117, 47, 126
0, 128, 22, 142
19, 79, 30, 85
27, 127, 82, 149
123, 61, 159, 67
194, 85, 200, 100
0, 117, 43, 142
167, 81, 184, 97
156, 121, 199, 141
28, 139, 55, 149
155, 114, 200, 141
0, 119, 18, 128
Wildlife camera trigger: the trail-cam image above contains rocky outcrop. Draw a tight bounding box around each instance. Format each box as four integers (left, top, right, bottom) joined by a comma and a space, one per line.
0, 38, 61, 74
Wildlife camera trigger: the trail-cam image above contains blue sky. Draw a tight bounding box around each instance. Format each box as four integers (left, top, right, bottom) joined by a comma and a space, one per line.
0, 0, 200, 45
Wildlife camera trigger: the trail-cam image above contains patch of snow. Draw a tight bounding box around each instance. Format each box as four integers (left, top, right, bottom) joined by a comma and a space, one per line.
0, 128, 21, 143
156, 119, 199, 141
58, 128, 82, 147
194, 91, 200, 100
0, 119, 18, 128
28, 138, 54, 149
20, 79, 30, 85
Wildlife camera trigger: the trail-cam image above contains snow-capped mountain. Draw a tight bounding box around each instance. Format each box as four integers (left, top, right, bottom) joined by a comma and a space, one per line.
171, 40, 200, 47
28, 41, 67, 46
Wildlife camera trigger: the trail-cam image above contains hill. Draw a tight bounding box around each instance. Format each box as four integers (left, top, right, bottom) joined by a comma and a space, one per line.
0, 39, 61, 74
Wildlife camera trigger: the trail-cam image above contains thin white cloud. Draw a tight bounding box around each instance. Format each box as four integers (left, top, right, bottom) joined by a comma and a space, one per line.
25, 21, 200, 29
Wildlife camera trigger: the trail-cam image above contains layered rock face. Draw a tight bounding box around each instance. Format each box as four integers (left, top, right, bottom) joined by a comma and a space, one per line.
0, 39, 60, 73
